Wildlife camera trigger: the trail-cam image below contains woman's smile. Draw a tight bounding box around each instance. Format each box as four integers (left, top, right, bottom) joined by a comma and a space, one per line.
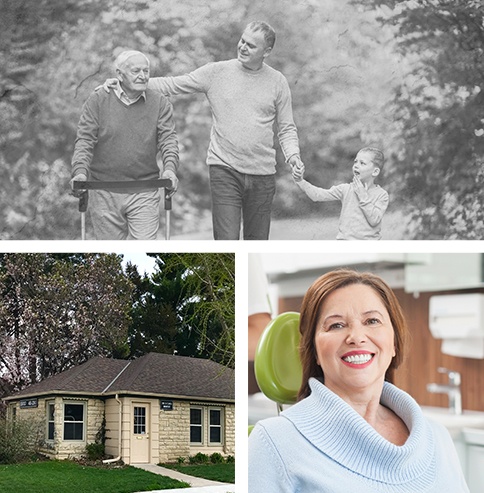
341, 350, 375, 368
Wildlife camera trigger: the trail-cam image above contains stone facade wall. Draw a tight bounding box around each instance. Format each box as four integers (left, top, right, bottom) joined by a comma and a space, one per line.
8, 396, 235, 464
158, 400, 191, 463
158, 401, 235, 463
53, 397, 105, 459
8, 396, 105, 460
224, 404, 235, 456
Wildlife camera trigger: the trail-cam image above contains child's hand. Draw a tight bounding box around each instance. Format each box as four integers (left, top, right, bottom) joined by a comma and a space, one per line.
353, 175, 369, 200
290, 158, 305, 182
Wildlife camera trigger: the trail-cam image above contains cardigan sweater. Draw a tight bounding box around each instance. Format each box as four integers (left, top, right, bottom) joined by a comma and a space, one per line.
248, 379, 469, 492
297, 180, 389, 240
72, 88, 178, 191
148, 59, 300, 175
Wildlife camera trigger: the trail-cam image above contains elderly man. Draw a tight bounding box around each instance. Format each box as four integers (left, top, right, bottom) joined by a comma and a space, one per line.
103, 21, 302, 240
72, 50, 179, 240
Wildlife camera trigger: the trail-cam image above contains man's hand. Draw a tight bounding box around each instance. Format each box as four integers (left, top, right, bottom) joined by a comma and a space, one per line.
70, 173, 88, 197
161, 169, 178, 198
94, 78, 119, 93
288, 155, 305, 182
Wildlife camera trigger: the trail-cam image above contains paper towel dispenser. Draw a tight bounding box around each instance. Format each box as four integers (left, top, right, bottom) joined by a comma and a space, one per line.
429, 293, 484, 358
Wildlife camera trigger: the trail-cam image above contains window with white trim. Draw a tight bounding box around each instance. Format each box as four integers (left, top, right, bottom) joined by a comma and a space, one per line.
190, 407, 203, 444
63, 402, 85, 441
189, 405, 225, 446
209, 408, 222, 444
47, 402, 55, 441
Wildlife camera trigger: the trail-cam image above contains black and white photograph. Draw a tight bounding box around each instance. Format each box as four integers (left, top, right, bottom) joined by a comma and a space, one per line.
2, 1, 483, 240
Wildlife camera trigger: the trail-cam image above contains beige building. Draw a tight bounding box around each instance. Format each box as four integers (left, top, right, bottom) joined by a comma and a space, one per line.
4, 353, 235, 464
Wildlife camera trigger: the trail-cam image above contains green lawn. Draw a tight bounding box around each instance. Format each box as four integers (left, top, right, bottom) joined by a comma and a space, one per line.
161, 463, 235, 483
0, 460, 190, 493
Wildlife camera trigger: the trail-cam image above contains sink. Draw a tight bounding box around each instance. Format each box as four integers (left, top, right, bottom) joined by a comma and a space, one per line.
421, 406, 484, 438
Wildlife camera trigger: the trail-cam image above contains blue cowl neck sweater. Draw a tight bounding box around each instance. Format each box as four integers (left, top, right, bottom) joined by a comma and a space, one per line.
249, 378, 469, 492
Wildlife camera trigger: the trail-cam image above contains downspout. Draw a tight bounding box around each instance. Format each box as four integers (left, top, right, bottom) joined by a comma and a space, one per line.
101, 361, 131, 465
102, 393, 122, 464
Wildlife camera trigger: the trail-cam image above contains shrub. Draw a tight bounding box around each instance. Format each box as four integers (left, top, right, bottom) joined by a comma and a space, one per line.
176, 456, 186, 465
210, 452, 224, 464
0, 417, 43, 464
189, 452, 209, 464
85, 442, 105, 461
225, 455, 235, 463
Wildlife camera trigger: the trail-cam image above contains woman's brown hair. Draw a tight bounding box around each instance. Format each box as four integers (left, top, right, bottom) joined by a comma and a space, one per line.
297, 269, 408, 400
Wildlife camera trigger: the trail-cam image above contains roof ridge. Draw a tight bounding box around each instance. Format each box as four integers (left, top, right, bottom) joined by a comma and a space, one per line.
102, 360, 131, 393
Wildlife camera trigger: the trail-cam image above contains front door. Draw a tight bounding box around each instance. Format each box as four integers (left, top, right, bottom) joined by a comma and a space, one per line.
131, 403, 150, 463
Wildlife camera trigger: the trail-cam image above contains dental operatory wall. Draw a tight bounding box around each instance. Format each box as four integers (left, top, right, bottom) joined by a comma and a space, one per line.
278, 287, 484, 412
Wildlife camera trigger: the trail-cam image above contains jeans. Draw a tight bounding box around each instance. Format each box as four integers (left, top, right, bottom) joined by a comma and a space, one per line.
89, 189, 161, 240
209, 165, 276, 240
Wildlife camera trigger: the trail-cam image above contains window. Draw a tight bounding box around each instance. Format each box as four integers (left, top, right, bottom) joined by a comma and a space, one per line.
190, 406, 225, 446
209, 409, 222, 444
133, 406, 146, 435
63, 403, 85, 441
190, 407, 203, 444
47, 402, 55, 441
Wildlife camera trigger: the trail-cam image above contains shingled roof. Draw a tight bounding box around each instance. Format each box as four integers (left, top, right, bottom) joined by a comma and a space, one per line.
5, 353, 235, 402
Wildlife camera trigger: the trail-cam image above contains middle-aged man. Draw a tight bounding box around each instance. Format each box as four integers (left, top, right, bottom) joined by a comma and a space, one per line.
71, 50, 179, 240
104, 21, 303, 240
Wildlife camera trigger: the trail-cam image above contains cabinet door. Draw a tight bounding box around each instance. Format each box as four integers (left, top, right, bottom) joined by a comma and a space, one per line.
467, 445, 484, 493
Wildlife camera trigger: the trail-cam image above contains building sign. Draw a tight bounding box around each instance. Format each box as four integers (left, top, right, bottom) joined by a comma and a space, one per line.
20, 398, 38, 409
160, 399, 173, 411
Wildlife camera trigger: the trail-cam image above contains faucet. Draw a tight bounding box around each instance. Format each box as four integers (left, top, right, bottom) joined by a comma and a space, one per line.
427, 367, 462, 415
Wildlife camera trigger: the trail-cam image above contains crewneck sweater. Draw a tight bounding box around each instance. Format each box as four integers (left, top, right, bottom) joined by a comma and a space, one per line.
249, 378, 468, 492
297, 180, 389, 240
148, 59, 300, 175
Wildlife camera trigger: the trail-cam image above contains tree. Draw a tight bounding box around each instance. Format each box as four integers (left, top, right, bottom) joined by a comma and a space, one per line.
124, 262, 180, 358
0, 254, 133, 394
356, 0, 484, 238
126, 253, 235, 368
0, 0, 112, 240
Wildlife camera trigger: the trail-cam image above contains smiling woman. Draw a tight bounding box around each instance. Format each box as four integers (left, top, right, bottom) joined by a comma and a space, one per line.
248, 269, 470, 493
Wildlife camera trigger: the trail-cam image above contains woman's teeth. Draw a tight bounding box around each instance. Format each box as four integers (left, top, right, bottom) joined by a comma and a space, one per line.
342, 354, 373, 364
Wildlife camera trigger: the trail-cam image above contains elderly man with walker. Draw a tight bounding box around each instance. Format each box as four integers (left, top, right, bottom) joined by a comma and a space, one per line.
72, 50, 179, 240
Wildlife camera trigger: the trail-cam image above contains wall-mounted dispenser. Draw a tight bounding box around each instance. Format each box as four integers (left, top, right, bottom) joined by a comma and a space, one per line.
429, 293, 484, 359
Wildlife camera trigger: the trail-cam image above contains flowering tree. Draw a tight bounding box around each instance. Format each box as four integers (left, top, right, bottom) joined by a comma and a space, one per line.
0, 253, 133, 394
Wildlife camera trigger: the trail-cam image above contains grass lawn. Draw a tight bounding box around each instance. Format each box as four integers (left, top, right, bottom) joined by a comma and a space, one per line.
161, 462, 235, 483
0, 460, 190, 493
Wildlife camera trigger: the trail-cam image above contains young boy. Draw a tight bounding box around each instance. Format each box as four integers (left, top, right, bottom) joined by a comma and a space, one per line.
292, 147, 389, 240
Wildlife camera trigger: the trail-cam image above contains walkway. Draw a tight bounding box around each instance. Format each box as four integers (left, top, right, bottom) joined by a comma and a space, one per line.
132, 463, 236, 493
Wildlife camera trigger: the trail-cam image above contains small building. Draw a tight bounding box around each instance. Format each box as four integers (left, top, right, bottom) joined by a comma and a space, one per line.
3, 352, 235, 464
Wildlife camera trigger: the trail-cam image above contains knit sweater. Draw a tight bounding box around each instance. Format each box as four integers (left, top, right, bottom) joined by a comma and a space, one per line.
148, 59, 300, 175
297, 179, 389, 240
72, 88, 178, 191
249, 379, 469, 493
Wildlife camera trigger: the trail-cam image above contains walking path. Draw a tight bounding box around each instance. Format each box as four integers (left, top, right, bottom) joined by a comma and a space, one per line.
132, 463, 236, 493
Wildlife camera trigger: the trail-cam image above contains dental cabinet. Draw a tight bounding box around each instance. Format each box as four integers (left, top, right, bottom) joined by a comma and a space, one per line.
405, 253, 484, 292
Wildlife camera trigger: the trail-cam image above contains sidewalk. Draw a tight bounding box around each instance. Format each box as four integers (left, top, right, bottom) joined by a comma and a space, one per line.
132, 463, 236, 493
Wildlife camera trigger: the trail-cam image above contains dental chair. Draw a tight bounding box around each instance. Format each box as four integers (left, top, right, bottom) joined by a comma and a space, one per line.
253, 312, 303, 415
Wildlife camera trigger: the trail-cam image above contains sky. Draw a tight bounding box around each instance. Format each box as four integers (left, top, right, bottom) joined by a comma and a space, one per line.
121, 252, 157, 275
